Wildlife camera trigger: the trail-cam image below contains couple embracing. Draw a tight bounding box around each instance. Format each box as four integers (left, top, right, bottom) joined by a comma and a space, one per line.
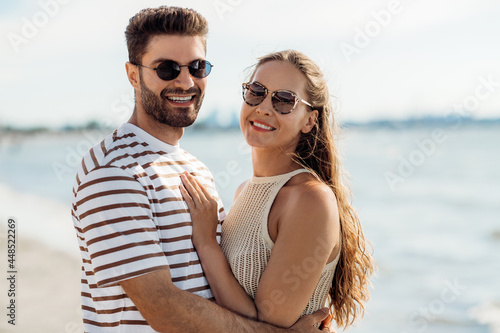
71, 6, 374, 333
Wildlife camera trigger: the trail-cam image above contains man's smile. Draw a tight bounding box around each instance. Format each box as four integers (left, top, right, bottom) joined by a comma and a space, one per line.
165, 95, 195, 105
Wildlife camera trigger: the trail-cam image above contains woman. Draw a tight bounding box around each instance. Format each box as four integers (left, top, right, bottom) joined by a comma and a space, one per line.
180, 50, 374, 330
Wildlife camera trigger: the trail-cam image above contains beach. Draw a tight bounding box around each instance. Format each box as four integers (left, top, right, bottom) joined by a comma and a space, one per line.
0, 125, 500, 332
0, 185, 83, 332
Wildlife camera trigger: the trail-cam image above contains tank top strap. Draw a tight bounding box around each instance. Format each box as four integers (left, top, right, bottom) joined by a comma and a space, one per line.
284, 168, 312, 181
250, 168, 312, 185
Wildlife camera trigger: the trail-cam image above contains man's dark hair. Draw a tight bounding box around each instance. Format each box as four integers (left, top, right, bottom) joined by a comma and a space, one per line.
125, 6, 208, 65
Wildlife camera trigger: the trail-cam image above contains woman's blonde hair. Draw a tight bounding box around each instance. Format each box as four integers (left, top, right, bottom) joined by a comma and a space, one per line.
249, 49, 375, 328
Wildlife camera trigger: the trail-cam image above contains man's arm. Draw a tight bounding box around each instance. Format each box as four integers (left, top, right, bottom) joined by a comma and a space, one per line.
120, 269, 329, 333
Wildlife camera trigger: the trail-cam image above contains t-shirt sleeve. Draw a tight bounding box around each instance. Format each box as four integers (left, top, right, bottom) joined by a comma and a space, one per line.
73, 166, 169, 287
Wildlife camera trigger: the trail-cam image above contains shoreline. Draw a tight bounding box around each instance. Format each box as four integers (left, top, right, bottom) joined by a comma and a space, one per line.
0, 184, 80, 258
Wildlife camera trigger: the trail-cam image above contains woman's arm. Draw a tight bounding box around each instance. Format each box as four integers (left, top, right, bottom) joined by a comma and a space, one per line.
180, 172, 258, 319
253, 182, 340, 327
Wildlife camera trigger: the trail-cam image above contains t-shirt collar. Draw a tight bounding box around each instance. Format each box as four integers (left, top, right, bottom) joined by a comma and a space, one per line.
121, 123, 181, 154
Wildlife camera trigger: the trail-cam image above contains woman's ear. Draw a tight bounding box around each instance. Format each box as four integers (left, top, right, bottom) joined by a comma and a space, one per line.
301, 109, 319, 134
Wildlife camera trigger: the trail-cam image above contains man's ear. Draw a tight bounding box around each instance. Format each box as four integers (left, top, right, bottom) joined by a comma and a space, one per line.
301, 109, 319, 134
125, 62, 140, 89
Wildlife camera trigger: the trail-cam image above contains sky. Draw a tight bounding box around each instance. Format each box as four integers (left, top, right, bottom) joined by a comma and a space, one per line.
0, 0, 499, 129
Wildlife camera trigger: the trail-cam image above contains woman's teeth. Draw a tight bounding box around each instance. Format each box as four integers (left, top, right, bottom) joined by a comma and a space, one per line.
252, 122, 274, 130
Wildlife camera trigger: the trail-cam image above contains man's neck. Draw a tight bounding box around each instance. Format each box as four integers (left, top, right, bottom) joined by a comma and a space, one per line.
128, 110, 184, 146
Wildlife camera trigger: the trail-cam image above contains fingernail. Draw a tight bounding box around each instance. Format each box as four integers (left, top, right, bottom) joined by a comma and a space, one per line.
321, 307, 329, 314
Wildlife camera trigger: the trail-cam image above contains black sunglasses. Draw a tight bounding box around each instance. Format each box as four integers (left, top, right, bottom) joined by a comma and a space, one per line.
134, 59, 213, 81
242, 82, 313, 114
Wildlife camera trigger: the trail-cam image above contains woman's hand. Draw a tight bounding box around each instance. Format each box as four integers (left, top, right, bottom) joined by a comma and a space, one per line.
180, 171, 220, 248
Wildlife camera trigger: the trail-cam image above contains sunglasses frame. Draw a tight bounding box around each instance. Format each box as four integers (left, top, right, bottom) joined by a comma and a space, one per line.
242, 81, 313, 114
133, 59, 213, 81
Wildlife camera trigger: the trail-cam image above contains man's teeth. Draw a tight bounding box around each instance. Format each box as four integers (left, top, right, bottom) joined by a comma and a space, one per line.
167, 96, 193, 102
253, 122, 273, 130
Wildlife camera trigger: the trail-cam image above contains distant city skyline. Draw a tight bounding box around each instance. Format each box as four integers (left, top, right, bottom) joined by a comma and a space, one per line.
1, 0, 499, 129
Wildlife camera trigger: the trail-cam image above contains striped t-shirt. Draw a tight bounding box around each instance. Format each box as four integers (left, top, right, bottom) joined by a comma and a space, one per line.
71, 123, 225, 332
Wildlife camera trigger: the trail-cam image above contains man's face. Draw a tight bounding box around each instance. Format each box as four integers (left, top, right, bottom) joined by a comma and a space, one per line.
137, 35, 207, 128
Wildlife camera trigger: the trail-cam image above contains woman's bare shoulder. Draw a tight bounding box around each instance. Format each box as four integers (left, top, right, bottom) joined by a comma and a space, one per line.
278, 174, 339, 227
293, 178, 337, 212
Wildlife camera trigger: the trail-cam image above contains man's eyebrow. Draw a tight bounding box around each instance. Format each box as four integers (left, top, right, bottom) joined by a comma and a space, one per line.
149, 58, 205, 66
149, 58, 172, 66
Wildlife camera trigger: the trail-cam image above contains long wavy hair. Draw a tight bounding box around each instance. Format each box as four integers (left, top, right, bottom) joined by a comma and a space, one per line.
249, 50, 375, 328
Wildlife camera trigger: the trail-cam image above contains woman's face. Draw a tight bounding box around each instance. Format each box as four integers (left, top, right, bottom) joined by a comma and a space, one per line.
240, 60, 318, 153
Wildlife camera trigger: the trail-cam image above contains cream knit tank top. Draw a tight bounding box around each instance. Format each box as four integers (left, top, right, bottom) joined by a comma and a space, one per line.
221, 169, 341, 317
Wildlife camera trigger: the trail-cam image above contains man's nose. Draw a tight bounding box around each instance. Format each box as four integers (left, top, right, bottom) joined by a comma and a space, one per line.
172, 66, 195, 90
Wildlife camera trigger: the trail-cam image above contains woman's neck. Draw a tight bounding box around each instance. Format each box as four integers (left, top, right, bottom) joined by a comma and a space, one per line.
251, 147, 302, 177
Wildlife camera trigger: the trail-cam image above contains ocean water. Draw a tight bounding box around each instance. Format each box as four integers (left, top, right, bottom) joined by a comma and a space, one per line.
0, 124, 499, 332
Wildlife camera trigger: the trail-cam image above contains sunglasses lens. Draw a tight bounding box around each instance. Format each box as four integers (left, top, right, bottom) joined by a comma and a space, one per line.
154, 60, 212, 80
189, 60, 212, 78
156, 61, 180, 80
272, 91, 296, 114
243, 83, 266, 105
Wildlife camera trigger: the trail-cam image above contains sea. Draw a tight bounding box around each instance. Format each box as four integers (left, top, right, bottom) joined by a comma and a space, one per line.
0, 122, 499, 332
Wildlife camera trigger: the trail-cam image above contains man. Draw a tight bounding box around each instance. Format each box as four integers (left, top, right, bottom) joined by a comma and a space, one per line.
71, 6, 331, 332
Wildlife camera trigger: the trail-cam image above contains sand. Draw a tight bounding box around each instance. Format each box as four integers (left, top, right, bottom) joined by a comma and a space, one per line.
0, 185, 83, 332
0, 230, 83, 332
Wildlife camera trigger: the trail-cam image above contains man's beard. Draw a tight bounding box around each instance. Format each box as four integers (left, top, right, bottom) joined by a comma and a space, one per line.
139, 74, 203, 128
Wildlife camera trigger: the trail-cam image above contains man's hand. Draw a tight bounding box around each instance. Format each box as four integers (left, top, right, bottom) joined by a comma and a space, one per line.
319, 312, 336, 332
289, 308, 336, 332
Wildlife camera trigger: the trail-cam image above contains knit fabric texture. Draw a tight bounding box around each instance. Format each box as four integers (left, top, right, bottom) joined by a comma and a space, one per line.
221, 169, 340, 317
